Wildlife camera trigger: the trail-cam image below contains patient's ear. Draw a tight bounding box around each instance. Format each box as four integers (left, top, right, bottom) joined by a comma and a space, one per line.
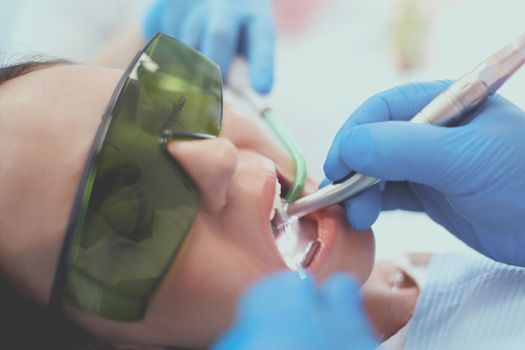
361, 261, 420, 340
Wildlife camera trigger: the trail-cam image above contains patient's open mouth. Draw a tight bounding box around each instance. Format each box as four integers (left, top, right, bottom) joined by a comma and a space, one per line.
272, 216, 321, 269
270, 176, 321, 269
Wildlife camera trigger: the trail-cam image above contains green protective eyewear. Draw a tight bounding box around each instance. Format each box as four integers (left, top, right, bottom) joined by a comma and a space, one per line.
49, 33, 223, 321
49, 33, 307, 322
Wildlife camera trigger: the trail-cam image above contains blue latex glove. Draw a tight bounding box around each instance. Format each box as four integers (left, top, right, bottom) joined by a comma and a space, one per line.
324, 80, 525, 266
213, 271, 378, 350
144, 0, 275, 94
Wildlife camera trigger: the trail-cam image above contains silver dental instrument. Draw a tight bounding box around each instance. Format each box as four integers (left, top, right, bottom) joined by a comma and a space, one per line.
274, 32, 525, 225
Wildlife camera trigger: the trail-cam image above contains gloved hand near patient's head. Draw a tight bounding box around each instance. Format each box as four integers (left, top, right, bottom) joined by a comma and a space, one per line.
144, 0, 275, 94
325, 81, 525, 266
213, 271, 378, 350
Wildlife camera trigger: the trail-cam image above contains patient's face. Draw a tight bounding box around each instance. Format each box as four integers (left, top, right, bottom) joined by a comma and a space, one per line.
0, 65, 374, 349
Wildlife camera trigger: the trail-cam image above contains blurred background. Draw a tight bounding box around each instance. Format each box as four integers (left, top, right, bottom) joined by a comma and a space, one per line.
1, 0, 524, 260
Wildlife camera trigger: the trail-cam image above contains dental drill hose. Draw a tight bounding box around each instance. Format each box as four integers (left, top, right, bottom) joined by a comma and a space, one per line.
261, 108, 307, 202
229, 85, 307, 202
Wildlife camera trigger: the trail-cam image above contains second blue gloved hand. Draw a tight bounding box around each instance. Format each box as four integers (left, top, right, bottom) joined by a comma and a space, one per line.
213, 271, 378, 350
324, 81, 525, 266
144, 0, 275, 94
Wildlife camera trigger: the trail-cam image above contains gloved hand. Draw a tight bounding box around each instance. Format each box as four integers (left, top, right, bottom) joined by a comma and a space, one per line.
213, 271, 378, 350
144, 0, 275, 94
324, 80, 525, 266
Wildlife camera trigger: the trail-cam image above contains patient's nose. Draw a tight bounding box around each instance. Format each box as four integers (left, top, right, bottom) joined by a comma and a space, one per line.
166, 138, 238, 214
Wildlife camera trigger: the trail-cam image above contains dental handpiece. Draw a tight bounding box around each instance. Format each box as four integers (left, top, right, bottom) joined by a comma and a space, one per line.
275, 32, 525, 225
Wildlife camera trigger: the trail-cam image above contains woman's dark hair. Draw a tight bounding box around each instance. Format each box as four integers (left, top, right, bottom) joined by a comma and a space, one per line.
0, 278, 92, 350
0, 60, 98, 350
0, 60, 68, 84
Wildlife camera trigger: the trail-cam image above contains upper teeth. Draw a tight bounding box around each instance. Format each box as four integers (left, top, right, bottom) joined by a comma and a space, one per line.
270, 179, 282, 221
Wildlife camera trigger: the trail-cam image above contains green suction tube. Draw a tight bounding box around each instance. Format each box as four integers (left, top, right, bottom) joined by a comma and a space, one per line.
261, 108, 307, 203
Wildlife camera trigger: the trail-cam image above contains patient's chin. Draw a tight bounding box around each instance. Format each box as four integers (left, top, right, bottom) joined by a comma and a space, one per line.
334, 230, 375, 284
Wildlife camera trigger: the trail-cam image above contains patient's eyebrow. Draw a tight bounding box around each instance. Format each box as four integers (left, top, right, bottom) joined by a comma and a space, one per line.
0, 60, 71, 86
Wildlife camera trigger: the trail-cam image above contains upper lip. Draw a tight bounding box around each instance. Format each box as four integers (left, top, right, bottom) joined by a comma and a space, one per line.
257, 168, 290, 269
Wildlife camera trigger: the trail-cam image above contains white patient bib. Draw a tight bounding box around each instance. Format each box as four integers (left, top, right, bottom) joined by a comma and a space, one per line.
406, 252, 525, 350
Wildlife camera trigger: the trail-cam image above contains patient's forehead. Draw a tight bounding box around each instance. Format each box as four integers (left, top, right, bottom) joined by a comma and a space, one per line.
0, 64, 123, 304
0, 64, 123, 146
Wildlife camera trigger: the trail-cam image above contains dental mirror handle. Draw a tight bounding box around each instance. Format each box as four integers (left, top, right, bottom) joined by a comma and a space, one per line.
281, 33, 525, 221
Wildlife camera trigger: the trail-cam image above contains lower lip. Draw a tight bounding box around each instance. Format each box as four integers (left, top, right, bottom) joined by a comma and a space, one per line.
307, 209, 337, 272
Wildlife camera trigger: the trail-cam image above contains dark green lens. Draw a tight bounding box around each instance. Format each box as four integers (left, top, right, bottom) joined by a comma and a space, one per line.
60, 34, 222, 320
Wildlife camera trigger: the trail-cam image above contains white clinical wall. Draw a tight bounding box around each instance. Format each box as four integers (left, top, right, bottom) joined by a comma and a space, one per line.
0, 0, 153, 63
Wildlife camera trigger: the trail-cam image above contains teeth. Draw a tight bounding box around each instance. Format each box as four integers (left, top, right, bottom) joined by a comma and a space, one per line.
270, 179, 282, 221
299, 240, 321, 268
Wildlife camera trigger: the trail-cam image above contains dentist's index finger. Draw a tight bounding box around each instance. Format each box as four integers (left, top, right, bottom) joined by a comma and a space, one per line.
246, 17, 275, 94
324, 81, 450, 181
179, 4, 208, 48
335, 81, 451, 149
201, 7, 241, 81
344, 80, 450, 127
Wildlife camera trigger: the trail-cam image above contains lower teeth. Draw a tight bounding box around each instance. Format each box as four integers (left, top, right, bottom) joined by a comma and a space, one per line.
299, 240, 321, 268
